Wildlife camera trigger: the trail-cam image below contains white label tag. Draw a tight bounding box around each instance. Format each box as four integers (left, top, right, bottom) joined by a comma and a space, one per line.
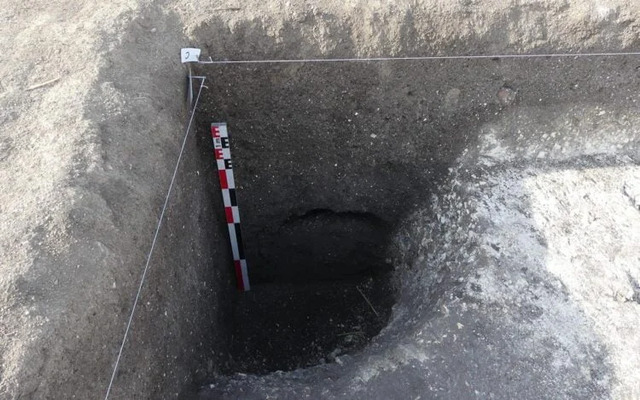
181, 48, 201, 63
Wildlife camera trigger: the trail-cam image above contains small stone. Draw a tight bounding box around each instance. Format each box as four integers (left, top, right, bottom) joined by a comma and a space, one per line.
497, 87, 517, 106
444, 88, 461, 111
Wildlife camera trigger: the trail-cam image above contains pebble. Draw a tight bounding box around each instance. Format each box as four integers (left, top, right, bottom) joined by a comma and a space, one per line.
444, 88, 461, 111
497, 87, 517, 106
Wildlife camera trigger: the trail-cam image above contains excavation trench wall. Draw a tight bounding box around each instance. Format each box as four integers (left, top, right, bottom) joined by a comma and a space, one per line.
1, 1, 640, 400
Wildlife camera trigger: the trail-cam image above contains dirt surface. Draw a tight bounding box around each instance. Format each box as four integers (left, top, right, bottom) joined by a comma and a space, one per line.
227, 275, 395, 374
1, 1, 640, 399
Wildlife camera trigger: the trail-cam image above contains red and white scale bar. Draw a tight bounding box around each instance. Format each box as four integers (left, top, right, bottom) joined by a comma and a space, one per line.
211, 123, 250, 291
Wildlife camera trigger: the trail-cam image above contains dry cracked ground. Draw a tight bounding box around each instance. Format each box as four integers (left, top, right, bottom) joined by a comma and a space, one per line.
1, 1, 640, 399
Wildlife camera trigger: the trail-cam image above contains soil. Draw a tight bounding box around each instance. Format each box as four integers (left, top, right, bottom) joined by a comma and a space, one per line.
1, 1, 639, 400
227, 275, 395, 374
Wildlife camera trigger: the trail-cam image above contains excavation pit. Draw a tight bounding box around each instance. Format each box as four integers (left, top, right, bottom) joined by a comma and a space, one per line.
191, 61, 476, 375
185, 55, 640, 392
80, 12, 640, 399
